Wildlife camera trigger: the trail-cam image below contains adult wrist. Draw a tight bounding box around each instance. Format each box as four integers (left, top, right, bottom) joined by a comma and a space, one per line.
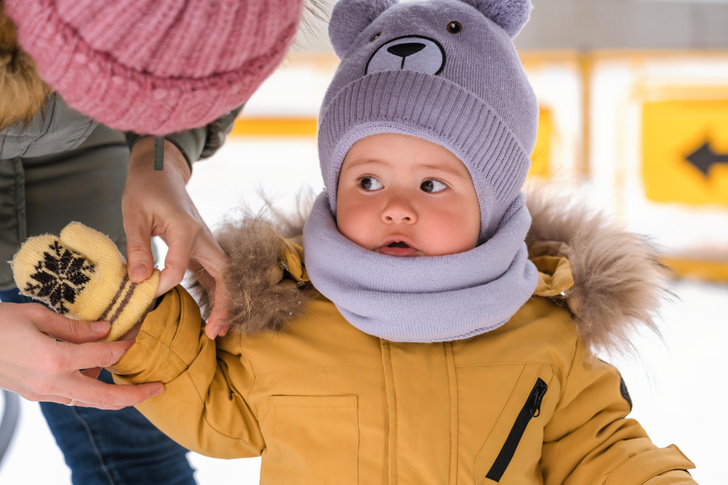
128, 136, 191, 183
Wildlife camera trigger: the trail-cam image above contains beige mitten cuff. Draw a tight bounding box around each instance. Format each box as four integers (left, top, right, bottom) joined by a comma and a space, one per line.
12, 222, 159, 342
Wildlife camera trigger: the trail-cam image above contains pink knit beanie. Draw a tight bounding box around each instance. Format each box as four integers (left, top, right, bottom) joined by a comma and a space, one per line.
4, 0, 303, 135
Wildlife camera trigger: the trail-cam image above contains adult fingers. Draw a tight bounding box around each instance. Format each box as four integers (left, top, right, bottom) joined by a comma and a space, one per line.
44, 339, 134, 375
158, 221, 227, 296
157, 228, 195, 296
26, 375, 164, 410
9, 340, 164, 409
31, 307, 111, 344
195, 239, 231, 337
36, 340, 164, 409
205, 319, 231, 340
124, 215, 156, 284
191, 233, 227, 281
65, 372, 164, 409
189, 260, 216, 297
206, 290, 231, 339
186, 260, 228, 339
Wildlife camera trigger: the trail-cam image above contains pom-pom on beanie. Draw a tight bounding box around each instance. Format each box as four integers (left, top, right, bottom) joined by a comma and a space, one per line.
319, 0, 537, 241
3, 0, 304, 135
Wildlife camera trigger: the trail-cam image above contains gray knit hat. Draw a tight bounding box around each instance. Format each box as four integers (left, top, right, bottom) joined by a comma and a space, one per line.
319, 0, 537, 241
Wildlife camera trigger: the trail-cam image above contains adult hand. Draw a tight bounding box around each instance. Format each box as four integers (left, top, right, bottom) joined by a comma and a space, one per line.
122, 137, 231, 338
0, 302, 163, 409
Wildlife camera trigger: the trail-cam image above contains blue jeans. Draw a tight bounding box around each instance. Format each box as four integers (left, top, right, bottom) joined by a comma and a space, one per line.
1, 288, 197, 485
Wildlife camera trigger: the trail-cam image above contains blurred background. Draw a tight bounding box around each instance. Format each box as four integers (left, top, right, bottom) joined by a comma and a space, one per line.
2, 0, 727, 482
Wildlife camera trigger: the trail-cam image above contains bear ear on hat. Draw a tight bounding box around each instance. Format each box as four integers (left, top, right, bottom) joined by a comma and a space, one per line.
461, 0, 532, 38
329, 0, 397, 58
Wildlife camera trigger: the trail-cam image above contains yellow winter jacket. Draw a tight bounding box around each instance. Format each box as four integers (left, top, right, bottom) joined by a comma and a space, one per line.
110, 191, 696, 484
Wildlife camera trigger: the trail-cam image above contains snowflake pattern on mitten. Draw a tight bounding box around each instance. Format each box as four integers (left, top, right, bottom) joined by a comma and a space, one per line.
24, 240, 96, 314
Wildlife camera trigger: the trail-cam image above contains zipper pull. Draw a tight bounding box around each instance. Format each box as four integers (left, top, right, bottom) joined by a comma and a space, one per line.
530, 380, 548, 418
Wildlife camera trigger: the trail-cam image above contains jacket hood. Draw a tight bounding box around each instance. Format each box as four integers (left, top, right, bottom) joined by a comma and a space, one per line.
200, 184, 668, 355
0, 3, 50, 130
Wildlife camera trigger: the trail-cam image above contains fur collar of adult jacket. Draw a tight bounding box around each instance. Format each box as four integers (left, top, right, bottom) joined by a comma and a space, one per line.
199, 185, 668, 357
0, 3, 50, 130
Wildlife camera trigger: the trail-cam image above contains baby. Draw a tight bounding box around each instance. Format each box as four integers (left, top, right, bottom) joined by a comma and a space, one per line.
14, 0, 697, 483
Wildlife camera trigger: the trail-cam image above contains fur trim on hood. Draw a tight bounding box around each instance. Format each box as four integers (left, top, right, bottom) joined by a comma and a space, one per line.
191, 203, 314, 335
524, 182, 669, 354
0, 2, 50, 130
197, 185, 669, 355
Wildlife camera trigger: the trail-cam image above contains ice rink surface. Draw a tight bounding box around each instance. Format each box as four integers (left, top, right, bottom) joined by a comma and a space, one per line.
1, 138, 725, 484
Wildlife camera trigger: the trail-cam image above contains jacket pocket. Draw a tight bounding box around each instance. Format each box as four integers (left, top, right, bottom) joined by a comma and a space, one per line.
473, 364, 553, 485
485, 378, 548, 483
262, 395, 359, 485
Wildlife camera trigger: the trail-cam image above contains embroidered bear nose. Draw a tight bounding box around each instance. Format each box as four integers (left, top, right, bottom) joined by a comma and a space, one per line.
387, 42, 426, 59
366, 35, 446, 76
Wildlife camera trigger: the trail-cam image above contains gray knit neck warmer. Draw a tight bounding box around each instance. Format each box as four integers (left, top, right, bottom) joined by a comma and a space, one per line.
303, 193, 539, 343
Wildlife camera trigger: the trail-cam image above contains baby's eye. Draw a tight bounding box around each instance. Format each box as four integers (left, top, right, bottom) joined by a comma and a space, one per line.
358, 176, 384, 191
420, 179, 447, 193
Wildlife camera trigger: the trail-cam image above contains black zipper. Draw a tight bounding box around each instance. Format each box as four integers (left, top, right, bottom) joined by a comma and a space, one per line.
485, 378, 548, 482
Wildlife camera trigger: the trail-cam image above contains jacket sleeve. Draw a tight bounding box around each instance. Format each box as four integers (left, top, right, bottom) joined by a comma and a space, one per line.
124, 105, 243, 169
108, 285, 265, 459
541, 339, 696, 485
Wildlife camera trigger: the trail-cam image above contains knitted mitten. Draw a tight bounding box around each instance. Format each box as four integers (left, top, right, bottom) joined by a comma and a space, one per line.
12, 222, 159, 342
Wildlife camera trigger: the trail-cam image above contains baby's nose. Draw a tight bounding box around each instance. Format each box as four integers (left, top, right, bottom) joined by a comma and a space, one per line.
382, 197, 417, 223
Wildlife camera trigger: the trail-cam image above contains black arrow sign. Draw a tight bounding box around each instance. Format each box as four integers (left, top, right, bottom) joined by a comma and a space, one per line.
686, 141, 728, 176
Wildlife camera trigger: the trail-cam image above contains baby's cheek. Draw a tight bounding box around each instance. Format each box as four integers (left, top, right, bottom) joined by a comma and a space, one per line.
436, 210, 479, 254
337, 210, 373, 248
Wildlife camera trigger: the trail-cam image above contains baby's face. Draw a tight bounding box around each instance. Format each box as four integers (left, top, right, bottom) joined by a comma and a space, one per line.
336, 133, 480, 257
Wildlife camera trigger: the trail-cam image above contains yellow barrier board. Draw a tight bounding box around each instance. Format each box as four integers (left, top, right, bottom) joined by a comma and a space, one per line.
528, 107, 553, 179
231, 118, 318, 137
232, 108, 554, 179
642, 99, 728, 207
662, 256, 728, 283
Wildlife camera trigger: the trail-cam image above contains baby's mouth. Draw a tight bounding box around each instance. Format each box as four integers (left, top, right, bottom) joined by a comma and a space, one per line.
379, 240, 420, 257
387, 241, 410, 249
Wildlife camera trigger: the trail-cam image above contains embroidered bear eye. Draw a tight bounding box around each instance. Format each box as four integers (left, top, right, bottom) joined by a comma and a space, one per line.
370, 32, 381, 42
447, 21, 462, 34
